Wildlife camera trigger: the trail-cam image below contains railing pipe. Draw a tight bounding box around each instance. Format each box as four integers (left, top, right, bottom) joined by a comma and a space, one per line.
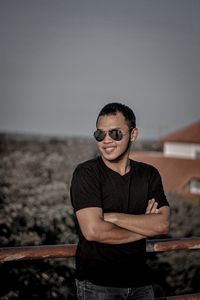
0, 237, 199, 263
158, 294, 200, 299
147, 237, 200, 252
0, 244, 77, 263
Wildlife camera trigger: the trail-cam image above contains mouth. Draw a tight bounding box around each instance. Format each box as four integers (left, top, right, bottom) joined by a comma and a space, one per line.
102, 146, 116, 154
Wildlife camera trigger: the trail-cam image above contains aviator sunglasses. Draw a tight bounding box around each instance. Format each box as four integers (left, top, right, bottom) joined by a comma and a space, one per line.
94, 128, 133, 142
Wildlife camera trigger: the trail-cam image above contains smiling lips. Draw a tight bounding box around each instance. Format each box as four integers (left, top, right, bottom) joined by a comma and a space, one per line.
102, 146, 116, 154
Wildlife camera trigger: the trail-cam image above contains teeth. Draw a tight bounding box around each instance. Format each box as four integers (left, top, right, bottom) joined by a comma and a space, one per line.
104, 147, 115, 153
104, 147, 115, 149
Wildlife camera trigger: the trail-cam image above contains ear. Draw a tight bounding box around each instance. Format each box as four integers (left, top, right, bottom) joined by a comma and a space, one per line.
130, 128, 138, 142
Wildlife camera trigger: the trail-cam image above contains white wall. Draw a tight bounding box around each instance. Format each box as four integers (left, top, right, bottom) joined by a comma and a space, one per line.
164, 142, 200, 158
190, 179, 200, 195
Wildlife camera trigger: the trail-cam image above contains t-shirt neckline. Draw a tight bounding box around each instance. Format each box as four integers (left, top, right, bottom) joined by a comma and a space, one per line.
98, 156, 133, 178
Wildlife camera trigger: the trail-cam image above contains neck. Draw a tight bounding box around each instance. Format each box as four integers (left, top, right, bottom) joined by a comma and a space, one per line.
102, 153, 131, 176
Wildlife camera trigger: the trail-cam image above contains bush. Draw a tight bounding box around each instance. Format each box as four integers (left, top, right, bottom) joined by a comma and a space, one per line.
147, 193, 200, 297
0, 134, 96, 300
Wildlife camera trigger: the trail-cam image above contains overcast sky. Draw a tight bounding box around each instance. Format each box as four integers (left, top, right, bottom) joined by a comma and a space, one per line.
0, 0, 200, 140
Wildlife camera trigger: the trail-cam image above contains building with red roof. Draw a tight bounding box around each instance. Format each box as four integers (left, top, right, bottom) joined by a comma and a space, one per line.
130, 120, 200, 203
160, 120, 200, 159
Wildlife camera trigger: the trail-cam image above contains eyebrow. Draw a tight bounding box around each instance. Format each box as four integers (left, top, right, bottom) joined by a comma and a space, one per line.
97, 127, 121, 131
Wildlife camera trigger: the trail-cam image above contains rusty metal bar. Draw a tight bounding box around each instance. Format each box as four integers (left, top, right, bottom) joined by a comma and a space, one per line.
158, 294, 200, 299
146, 237, 200, 252
0, 237, 200, 263
0, 244, 77, 263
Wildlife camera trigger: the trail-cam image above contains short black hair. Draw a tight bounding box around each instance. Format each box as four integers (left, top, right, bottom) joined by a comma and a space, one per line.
96, 102, 136, 128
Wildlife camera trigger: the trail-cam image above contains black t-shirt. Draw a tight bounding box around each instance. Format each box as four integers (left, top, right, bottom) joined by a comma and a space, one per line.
70, 156, 169, 287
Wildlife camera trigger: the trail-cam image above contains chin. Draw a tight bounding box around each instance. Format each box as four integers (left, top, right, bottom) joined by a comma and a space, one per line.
102, 152, 123, 162
104, 149, 130, 163
101, 152, 117, 161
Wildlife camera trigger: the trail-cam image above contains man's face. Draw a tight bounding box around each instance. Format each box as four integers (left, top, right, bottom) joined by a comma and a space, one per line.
96, 112, 136, 162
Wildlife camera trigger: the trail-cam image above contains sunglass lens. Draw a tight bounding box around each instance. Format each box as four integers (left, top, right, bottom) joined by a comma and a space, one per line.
94, 129, 124, 141
109, 129, 123, 141
94, 130, 105, 142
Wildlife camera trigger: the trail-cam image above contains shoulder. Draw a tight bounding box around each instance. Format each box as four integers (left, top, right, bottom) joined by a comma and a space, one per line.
131, 159, 160, 179
72, 157, 101, 179
131, 159, 158, 173
75, 157, 99, 172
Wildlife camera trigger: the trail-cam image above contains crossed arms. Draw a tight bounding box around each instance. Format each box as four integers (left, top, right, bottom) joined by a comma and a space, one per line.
76, 199, 170, 244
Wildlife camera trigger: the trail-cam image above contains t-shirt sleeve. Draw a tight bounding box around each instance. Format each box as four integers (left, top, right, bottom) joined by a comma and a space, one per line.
148, 166, 169, 209
70, 165, 102, 212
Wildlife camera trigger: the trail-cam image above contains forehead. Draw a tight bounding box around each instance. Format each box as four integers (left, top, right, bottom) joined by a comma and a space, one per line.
97, 112, 128, 129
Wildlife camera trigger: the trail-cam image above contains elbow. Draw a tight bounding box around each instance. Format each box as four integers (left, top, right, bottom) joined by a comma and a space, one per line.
158, 207, 170, 235
83, 226, 101, 242
159, 220, 170, 235
84, 232, 96, 242
164, 221, 170, 235
149, 220, 170, 237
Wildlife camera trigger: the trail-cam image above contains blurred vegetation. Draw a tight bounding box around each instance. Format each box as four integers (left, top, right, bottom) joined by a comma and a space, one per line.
147, 192, 200, 297
0, 133, 200, 299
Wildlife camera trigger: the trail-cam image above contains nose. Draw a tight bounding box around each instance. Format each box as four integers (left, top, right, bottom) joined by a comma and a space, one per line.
103, 132, 113, 143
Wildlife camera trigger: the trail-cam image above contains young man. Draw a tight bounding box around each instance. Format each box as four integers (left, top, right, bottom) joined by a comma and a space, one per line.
70, 103, 170, 300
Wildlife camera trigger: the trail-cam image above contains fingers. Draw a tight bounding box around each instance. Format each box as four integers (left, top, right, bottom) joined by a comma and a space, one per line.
145, 199, 158, 214
151, 199, 158, 214
145, 199, 155, 214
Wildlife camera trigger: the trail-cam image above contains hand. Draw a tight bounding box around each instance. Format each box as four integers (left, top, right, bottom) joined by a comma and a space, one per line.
145, 198, 158, 214
104, 198, 159, 224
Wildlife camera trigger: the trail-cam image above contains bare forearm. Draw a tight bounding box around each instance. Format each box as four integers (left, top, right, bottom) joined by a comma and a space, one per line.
104, 210, 169, 237
86, 220, 146, 244
76, 207, 146, 244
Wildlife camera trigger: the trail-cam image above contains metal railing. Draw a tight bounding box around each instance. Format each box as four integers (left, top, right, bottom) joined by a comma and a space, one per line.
0, 237, 200, 263
0, 237, 200, 299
